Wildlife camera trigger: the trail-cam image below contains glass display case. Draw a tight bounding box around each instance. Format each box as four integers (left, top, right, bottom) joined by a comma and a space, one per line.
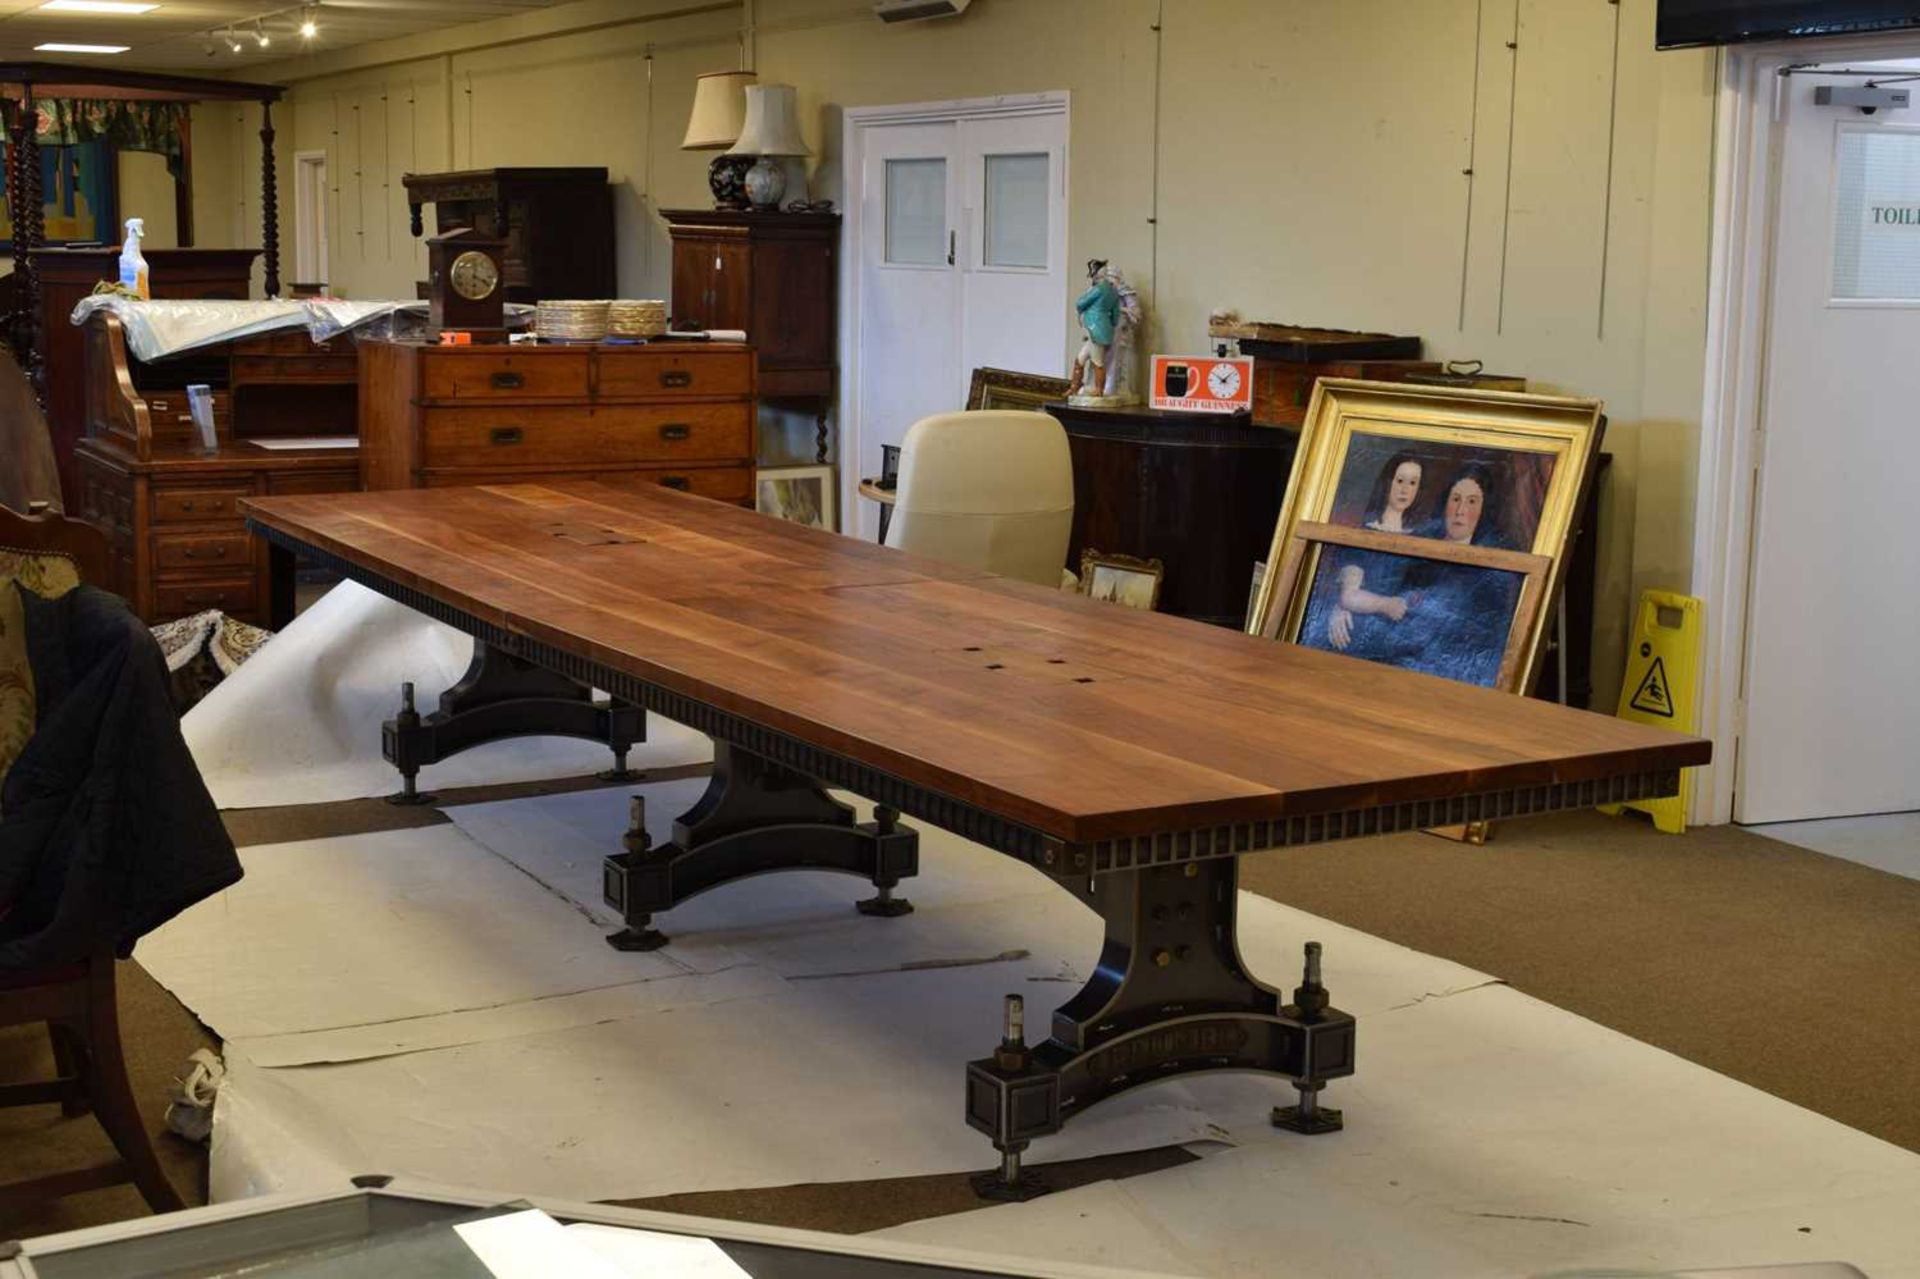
0, 1177, 1181, 1279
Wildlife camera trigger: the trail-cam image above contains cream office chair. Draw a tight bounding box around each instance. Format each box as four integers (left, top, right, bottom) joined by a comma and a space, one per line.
882, 411, 1074, 588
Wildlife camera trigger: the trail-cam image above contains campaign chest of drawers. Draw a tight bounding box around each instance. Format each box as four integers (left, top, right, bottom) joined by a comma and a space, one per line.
356, 339, 757, 505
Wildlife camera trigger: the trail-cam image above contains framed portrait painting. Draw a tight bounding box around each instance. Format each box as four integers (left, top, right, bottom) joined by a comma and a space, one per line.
756, 464, 837, 531
1249, 380, 1603, 842
1250, 378, 1604, 699
1280, 522, 1552, 690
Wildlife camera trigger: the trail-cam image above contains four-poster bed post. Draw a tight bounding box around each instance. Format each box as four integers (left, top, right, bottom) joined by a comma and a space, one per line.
1, 63, 286, 399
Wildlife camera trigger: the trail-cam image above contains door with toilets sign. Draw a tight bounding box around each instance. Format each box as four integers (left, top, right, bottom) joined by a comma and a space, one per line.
1739, 80, 1920, 822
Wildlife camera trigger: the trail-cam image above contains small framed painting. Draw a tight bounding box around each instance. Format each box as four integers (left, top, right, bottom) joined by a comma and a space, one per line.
1079, 549, 1164, 611
966, 366, 1071, 412
757, 464, 837, 531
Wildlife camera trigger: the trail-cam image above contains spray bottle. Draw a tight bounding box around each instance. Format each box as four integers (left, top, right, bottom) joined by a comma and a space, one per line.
118, 217, 149, 300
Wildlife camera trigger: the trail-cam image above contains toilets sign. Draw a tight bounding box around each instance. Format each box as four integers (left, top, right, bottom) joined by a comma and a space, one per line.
1833, 128, 1920, 302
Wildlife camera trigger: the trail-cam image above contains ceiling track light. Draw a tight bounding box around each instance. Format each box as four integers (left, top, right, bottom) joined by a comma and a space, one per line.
254, 20, 271, 48
299, 6, 318, 39
225, 26, 245, 53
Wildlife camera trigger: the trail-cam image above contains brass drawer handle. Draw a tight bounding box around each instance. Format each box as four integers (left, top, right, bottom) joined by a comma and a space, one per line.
660, 371, 693, 388
490, 371, 525, 389
182, 592, 233, 607
490, 427, 524, 446
660, 475, 691, 491
182, 545, 230, 560
659, 423, 691, 441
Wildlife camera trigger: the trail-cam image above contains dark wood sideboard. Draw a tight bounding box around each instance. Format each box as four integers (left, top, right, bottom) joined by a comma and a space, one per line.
1046, 402, 1298, 629
32, 247, 260, 507
661, 209, 839, 463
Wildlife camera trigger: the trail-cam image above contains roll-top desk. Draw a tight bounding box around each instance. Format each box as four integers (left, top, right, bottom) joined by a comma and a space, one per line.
35, 247, 262, 506
72, 312, 359, 627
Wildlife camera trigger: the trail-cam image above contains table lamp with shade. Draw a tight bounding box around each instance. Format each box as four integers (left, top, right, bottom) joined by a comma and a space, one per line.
727, 83, 812, 212
683, 69, 758, 210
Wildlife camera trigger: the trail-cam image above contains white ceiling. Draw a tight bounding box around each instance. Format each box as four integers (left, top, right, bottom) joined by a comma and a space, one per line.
0, 0, 572, 73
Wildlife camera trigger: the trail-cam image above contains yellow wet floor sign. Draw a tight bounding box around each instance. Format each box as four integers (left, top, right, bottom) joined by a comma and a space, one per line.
1602, 590, 1703, 834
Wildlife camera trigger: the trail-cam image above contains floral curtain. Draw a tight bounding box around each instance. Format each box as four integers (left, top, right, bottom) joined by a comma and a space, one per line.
1, 98, 189, 177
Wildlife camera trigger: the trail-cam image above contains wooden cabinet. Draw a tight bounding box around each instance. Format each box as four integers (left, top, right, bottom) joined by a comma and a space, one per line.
661, 209, 839, 462
71, 312, 358, 627
357, 338, 757, 502
1047, 402, 1299, 629
32, 247, 261, 506
403, 168, 614, 303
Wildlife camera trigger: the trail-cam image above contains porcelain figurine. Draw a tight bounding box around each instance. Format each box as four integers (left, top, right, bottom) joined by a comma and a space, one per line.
1068, 258, 1142, 407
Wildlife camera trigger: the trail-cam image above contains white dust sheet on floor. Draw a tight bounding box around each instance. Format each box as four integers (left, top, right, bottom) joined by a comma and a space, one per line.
182, 580, 711, 808
875, 988, 1920, 1279
146, 783, 1919, 1277
139, 782, 1490, 1205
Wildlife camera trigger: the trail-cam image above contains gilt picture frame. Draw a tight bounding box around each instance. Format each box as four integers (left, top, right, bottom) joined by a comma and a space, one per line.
1275, 522, 1553, 692
1249, 378, 1603, 702
1079, 549, 1164, 611
966, 366, 1072, 413
1248, 380, 1603, 844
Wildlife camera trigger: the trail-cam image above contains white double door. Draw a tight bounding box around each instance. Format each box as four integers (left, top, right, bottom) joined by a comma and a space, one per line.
1737, 69, 1920, 823
850, 106, 1068, 540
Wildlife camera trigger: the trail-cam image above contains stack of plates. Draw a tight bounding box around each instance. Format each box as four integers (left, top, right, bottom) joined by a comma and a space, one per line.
608, 299, 668, 339
536, 299, 610, 342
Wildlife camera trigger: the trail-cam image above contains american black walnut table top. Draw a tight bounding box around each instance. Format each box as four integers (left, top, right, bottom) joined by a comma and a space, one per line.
242, 481, 1708, 845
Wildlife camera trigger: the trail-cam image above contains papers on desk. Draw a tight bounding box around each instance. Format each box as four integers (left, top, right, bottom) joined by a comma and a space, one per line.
453, 1210, 748, 1279
249, 436, 358, 451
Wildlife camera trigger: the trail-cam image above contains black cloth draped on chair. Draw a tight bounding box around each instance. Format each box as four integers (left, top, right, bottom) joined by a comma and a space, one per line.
0, 583, 239, 970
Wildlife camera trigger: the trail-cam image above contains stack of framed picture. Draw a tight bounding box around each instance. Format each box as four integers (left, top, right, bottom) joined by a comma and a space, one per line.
1247, 379, 1606, 837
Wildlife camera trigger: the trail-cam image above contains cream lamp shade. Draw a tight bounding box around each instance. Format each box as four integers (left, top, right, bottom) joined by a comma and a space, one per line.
726, 84, 812, 158
682, 70, 756, 150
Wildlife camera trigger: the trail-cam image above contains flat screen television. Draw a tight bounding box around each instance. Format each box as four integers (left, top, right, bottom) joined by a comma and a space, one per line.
1658, 1, 1920, 47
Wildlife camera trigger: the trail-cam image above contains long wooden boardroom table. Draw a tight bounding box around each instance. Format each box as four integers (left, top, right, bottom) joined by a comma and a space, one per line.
244, 480, 1709, 1200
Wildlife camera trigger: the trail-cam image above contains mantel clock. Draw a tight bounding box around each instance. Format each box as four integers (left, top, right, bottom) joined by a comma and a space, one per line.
426, 230, 508, 342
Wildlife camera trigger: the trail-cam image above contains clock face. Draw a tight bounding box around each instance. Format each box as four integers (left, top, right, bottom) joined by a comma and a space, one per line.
1207, 362, 1243, 400
448, 249, 500, 302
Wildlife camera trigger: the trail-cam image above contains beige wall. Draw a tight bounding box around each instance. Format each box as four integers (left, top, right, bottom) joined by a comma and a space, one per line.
191, 0, 1720, 704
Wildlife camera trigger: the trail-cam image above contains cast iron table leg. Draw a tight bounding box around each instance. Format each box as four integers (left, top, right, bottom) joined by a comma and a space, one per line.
600, 742, 920, 950
382, 641, 644, 804
266, 542, 297, 632
964, 857, 1355, 1200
